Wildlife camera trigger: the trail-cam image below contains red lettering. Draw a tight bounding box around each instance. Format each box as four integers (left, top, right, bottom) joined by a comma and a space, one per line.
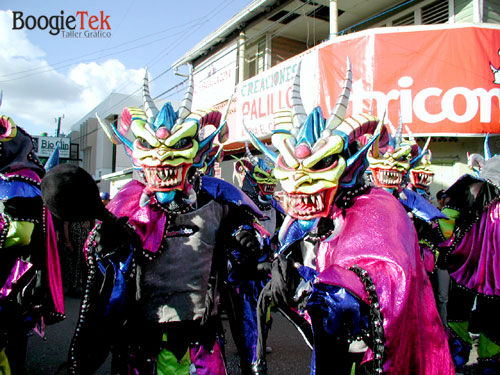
88, 15, 99, 29
242, 102, 250, 116
100, 11, 111, 29
251, 100, 258, 120
286, 86, 292, 108
75, 11, 87, 29
258, 97, 266, 118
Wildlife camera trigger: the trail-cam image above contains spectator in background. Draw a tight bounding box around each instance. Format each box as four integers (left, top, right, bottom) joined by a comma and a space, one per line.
61, 219, 93, 297
100, 191, 110, 206
436, 189, 447, 209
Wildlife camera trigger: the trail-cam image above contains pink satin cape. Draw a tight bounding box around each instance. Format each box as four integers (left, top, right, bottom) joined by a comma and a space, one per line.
316, 188, 454, 375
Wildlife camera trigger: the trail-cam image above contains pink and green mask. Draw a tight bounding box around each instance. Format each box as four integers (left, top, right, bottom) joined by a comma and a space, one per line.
234, 143, 277, 203
246, 60, 379, 226
97, 73, 227, 205
366, 117, 419, 191
409, 138, 433, 190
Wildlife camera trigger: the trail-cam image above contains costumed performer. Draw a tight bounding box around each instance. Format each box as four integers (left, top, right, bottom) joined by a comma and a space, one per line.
248, 60, 454, 375
437, 135, 500, 374
45, 73, 267, 375
0, 93, 64, 374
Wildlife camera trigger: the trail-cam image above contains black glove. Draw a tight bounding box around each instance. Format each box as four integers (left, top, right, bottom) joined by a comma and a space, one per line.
93, 213, 140, 258
234, 228, 261, 251
270, 255, 301, 308
231, 227, 263, 267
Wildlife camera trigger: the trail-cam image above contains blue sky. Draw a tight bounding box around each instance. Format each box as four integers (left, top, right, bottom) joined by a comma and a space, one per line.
0, 0, 252, 135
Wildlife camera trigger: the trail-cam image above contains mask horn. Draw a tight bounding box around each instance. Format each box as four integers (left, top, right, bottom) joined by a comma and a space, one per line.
325, 57, 352, 131
405, 124, 415, 143
290, 62, 308, 128
143, 70, 159, 123
176, 71, 194, 125
245, 142, 259, 167
421, 136, 431, 154
484, 134, 492, 160
394, 112, 403, 149
372, 111, 386, 159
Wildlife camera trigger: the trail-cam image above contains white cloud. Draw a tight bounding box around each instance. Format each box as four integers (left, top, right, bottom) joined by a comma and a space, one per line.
69, 59, 144, 113
0, 10, 144, 135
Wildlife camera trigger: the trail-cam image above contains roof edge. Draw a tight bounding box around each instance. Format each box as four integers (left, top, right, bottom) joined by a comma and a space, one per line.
172, 0, 278, 69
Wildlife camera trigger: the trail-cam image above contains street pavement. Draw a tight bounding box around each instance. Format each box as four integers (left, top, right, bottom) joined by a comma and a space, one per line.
25, 296, 311, 374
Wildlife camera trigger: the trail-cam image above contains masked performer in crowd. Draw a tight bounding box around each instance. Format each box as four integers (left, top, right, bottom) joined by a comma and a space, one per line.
44, 74, 266, 375
438, 135, 500, 374
248, 61, 453, 375
365, 121, 445, 274
407, 142, 435, 202
0, 94, 64, 374
224, 144, 283, 373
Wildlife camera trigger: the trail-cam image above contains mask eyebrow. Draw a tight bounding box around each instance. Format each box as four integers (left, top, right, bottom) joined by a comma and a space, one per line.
164, 120, 198, 147
302, 136, 344, 169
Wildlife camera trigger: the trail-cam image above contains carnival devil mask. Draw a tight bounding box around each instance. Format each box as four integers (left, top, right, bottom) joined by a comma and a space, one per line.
234, 143, 277, 202
0, 93, 44, 178
97, 72, 227, 203
367, 117, 418, 191
409, 137, 433, 190
247, 60, 379, 222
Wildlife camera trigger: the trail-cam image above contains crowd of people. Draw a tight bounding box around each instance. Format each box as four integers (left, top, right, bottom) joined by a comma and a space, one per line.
0, 60, 498, 375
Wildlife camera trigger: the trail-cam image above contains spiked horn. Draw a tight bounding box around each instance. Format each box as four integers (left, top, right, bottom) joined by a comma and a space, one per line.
176, 72, 194, 126
324, 58, 352, 131
394, 114, 403, 149
484, 134, 492, 160
421, 136, 431, 154
335, 113, 380, 145
410, 136, 432, 168
290, 62, 308, 128
245, 142, 260, 167
143, 70, 159, 124
372, 111, 386, 159
405, 124, 416, 143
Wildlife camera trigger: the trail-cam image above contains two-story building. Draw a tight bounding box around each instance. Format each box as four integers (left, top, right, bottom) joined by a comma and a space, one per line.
171, 0, 500, 195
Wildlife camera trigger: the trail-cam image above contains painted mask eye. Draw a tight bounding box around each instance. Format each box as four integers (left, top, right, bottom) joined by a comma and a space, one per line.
254, 171, 266, 179
171, 137, 192, 150
137, 137, 154, 150
310, 154, 338, 171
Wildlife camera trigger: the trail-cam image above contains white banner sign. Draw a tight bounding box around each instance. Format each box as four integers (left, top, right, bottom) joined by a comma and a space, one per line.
33, 136, 71, 158
192, 45, 238, 109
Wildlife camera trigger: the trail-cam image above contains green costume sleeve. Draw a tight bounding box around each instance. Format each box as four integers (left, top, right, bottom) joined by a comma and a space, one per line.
438, 208, 460, 240
5, 220, 35, 247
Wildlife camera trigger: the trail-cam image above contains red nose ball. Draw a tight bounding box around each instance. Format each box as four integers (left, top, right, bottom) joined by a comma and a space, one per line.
295, 144, 311, 159
156, 127, 170, 139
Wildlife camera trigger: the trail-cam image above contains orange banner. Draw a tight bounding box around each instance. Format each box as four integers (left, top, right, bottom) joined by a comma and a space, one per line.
220, 25, 500, 149
318, 25, 500, 136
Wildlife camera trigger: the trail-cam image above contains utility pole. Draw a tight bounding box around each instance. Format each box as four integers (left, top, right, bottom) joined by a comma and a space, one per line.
55, 114, 64, 137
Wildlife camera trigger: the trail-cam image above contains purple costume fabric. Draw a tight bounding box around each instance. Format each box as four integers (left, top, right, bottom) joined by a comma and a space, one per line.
106, 180, 165, 253
448, 200, 500, 296
0, 258, 33, 299
189, 341, 226, 375
315, 187, 454, 375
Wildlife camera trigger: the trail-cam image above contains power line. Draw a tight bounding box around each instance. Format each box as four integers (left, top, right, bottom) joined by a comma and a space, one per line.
62, 0, 238, 123
71, 0, 317, 135
1, 0, 237, 83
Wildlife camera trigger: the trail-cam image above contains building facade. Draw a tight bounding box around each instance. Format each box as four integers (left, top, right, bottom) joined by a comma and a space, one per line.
172, 0, 500, 196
